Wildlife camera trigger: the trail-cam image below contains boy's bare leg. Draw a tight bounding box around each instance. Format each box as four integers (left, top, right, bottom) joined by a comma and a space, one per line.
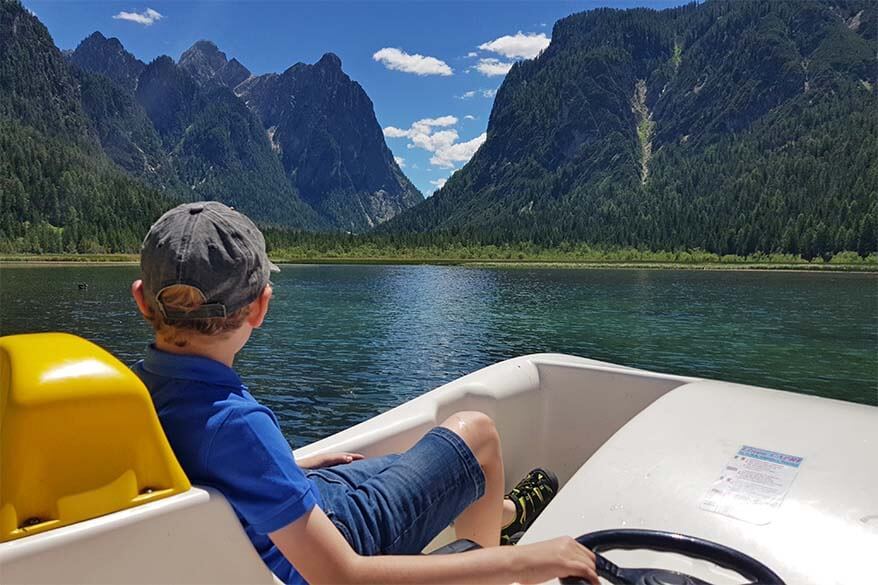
441, 412, 506, 548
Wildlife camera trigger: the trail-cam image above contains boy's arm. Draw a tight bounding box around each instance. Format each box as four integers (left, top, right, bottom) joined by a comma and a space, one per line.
269, 507, 599, 585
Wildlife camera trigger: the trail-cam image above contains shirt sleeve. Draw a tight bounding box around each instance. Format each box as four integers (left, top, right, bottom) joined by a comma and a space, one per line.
205, 406, 320, 534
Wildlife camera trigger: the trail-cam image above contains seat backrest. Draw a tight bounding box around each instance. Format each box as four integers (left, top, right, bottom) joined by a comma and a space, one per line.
0, 332, 190, 542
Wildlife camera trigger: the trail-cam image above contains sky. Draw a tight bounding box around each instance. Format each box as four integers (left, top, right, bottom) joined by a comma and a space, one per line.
26, 0, 684, 197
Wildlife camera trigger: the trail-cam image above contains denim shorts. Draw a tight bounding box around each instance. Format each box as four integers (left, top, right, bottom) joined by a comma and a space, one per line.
305, 426, 486, 556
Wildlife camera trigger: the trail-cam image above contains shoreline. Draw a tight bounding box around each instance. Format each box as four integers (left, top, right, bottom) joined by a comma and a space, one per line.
1, 255, 875, 272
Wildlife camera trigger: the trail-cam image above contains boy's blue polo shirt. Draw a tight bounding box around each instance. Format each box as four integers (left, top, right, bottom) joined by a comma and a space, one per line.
133, 345, 319, 584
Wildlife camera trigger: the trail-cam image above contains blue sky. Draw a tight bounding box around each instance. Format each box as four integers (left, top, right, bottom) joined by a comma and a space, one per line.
27, 0, 683, 197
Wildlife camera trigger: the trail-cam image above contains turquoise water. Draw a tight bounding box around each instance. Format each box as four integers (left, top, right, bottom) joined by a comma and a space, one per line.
1, 265, 875, 445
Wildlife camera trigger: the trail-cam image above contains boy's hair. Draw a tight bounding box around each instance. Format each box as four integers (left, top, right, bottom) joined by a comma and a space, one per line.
143, 284, 252, 347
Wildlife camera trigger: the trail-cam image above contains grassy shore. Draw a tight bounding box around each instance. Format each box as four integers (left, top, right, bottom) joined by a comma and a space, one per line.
1, 251, 876, 272
0, 253, 140, 263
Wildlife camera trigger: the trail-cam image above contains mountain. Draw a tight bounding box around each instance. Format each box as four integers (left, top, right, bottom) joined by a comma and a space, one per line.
134, 54, 323, 228
236, 53, 423, 230
179, 40, 251, 88
2, 0, 422, 245
69, 31, 178, 190
71, 34, 419, 231
177, 41, 421, 230
69, 31, 144, 93
386, 0, 877, 258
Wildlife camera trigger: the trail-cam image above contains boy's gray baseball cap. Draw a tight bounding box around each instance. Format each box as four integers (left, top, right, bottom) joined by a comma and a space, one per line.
140, 201, 279, 320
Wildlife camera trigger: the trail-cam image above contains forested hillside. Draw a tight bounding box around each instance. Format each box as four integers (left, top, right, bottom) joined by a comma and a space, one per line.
0, 2, 172, 253
385, 0, 877, 258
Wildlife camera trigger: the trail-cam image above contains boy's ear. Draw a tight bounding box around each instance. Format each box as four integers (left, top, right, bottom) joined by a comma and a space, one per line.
248, 285, 272, 328
131, 280, 151, 317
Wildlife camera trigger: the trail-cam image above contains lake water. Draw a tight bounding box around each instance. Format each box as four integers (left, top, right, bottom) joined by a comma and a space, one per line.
1, 264, 875, 445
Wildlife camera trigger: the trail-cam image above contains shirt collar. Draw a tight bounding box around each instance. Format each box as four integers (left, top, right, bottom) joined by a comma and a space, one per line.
141, 344, 243, 388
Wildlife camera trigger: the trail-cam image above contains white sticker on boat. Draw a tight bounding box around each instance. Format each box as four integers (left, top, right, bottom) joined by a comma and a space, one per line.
699, 445, 803, 525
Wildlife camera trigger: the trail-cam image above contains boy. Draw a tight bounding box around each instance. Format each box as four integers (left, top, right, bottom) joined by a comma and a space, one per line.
131, 202, 598, 584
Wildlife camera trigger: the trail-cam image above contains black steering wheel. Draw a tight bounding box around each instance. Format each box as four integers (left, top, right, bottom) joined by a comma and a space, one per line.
560, 529, 785, 585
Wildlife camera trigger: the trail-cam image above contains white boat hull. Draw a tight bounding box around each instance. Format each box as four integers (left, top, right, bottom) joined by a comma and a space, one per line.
2, 353, 875, 584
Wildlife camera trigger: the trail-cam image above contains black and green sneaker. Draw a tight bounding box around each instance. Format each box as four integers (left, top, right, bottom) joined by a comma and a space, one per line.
500, 467, 559, 545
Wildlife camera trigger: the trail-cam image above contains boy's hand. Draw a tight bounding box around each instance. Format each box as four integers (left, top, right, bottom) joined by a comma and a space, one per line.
296, 452, 365, 469
512, 536, 599, 585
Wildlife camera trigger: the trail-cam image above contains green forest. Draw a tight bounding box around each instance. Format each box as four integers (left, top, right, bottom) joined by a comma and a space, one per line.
0, 120, 172, 253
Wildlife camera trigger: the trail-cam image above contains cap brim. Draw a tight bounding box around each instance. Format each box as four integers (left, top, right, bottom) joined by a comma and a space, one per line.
269, 261, 281, 272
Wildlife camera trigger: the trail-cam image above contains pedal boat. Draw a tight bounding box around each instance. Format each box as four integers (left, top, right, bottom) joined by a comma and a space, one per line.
1, 333, 875, 584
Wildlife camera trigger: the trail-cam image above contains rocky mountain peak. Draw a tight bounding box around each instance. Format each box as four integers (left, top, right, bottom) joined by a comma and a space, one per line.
179, 39, 251, 88
179, 40, 226, 84
316, 52, 342, 70
135, 55, 199, 143
218, 57, 251, 88
190, 39, 222, 55
236, 53, 422, 230
82, 31, 107, 44
69, 30, 144, 92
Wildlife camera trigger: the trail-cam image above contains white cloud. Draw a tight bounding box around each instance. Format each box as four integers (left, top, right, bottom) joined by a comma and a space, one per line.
474, 58, 513, 77
384, 116, 457, 140
465, 52, 479, 58
430, 133, 486, 168
383, 126, 409, 138
411, 116, 457, 132
464, 115, 476, 120
411, 128, 458, 153
430, 178, 447, 191
457, 88, 497, 99
394, 156, 405, 168
383, 117, 484, 169
372, 48, 452, 76
479, 32, 550, 59
112, 8, 163, 26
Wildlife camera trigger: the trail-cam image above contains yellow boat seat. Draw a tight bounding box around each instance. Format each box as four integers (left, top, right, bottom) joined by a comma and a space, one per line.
0, 333, 190, 542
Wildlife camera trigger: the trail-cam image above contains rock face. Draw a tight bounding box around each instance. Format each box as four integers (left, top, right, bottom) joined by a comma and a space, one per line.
135, 55, 324, 228
217, 58, 250, 88
76, 67, 178, 189
69, 32, 145, 93
236, 53, 422, 230
135, 55, 200, 145
385, 0, 877, 257
178, 40, 251, 88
